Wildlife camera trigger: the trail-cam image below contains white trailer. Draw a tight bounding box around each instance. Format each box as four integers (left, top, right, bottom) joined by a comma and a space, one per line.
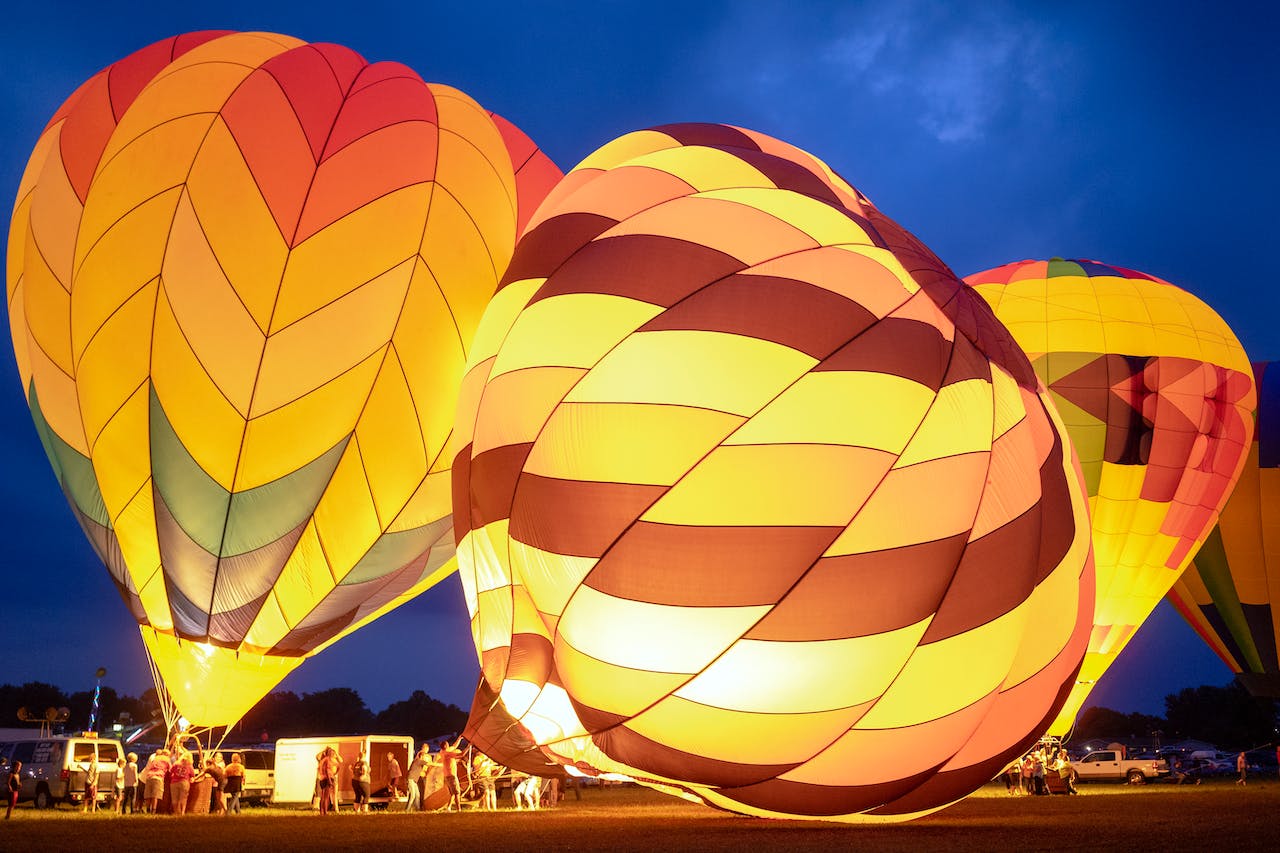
273, 735, 414, 808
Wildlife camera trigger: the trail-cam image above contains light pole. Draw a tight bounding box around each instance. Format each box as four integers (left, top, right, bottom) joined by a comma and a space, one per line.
88, 666, 107, 732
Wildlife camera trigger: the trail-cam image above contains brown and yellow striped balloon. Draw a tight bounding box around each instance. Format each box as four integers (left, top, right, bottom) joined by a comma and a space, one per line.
452, 124, 1095, 821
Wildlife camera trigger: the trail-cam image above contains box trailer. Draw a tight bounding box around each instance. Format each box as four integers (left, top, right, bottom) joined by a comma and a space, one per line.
273, 735, 413, 808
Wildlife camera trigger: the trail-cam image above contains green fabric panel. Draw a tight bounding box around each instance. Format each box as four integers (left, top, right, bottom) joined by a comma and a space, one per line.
1194, 527, 1265, 673
222, 436, 349, 557
28, 384, 112, 528
149, 387, 231, 555
1047, 258, 1085, 279
340, 516, 451, 585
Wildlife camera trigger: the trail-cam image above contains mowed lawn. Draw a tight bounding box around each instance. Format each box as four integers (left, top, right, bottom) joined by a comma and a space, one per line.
4, 779, 1279, 851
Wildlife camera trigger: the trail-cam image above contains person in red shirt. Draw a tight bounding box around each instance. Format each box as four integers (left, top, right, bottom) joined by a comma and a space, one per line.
5, 760, 21, 819
437, 737, 465, 812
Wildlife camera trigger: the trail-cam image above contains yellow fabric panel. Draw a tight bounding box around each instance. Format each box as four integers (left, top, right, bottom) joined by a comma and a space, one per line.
698, 187, 874, 247
511, 583, 550, 640
141, 625, 302, 727
243, 590, 290, 654
508, 539, 597, 622
6, 277, 30, 402
572, 129, 681, 173
828, 452, 989, 555
388, 469, 453, 533
555, 635, 695, 718
748, 243, 920, 308
558, 584, 770, 674
1043, 318, 1111, 354
7, 123, 55, 298
626, 694, 862, 765
185, 115, 288, 332
990, 365, 1030, 439
472, 366, 590, 457
463, 282, 540, 378
673, 622, 931, 714
644, 443, 895, 526
726, 371, 933, 451
258, 257, 409, 416
70, 185, 180, 367
417, 185, 503, 338
113, 482, 165, 624
475, 587, 515, 655
525, 402, 744, 485
1093, 461, 1146, 506
271, 520, 336, 629
355, 351, 428, 528
491, 293, 662, 378
1004, 532, 1091, 687
24, 334, 85, 454
599, 194, 816, 267
137, 567, 171, 633
564, 329, 817, 415
464, 521, 514, 597
162, 190, 267, 417
856, 601, 1024, 728
618, 145, 772, 193
433, 120, 516, 265
74, 279, 156, 454
896, 378, 994, 467
391, 259, 465, 466
970, 284, 1048, 341
234, 349, 382, 490
24, 146, 79, 359
512, 685, 590, 745
150, 289, 248, 490
1218, 446, 1265, 600
271, 184, 431, 333
970, 420, 1042, 541
310, 442, 379, 582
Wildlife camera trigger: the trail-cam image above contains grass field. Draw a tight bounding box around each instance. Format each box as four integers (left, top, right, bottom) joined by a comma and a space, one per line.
3, 778, 1279, 851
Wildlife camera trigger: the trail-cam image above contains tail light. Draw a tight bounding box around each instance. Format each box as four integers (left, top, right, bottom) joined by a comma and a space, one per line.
60, 769, 69, 781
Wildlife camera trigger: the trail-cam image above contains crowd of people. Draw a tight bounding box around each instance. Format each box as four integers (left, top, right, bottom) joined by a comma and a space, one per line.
1001, 745, 1079, 796
93, 744, 249, 816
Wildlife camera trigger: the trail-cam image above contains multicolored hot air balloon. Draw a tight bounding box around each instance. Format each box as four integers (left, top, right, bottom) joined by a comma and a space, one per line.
452, 124, 1095, 821
6, 31, 557, 728
1168, 362, 1280, 696
967, 259, 1255, 734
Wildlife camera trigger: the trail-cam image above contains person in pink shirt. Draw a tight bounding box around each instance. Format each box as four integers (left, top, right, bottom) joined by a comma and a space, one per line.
168, 754, 195, 815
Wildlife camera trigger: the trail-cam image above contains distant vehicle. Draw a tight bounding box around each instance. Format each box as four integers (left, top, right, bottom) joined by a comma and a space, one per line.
0, 733, 127, 808
223, 747, 276, 804
273, 735, 413, 809
1071, 749, 1169, 784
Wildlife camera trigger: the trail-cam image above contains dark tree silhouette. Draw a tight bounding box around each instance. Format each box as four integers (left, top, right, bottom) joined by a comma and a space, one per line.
1163, 679, 1279, 749
373, 690, 467, 743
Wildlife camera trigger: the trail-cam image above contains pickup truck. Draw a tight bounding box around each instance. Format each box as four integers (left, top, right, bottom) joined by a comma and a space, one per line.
1071, 750, 1168, 784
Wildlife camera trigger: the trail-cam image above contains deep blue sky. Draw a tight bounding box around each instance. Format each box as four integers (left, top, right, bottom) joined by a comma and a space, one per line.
1, 1, 1276, 722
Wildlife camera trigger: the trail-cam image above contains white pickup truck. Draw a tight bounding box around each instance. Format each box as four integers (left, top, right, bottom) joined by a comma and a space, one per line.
1071, 750, 1168, 784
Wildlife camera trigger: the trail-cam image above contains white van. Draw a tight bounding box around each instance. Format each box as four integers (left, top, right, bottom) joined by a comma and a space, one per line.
273, 735, 412, 809
222, 747, 276, 804
0, 733, 127, 808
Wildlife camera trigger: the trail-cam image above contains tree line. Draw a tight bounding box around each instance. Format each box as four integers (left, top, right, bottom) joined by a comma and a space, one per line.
1075, 679, 1279, 749
0, 682, 467, 746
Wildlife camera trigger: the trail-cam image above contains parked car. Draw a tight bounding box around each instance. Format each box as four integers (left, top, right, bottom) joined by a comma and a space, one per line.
226, 748, 275, 804
1071, 749, 1168, 784
0, 733, 127, 808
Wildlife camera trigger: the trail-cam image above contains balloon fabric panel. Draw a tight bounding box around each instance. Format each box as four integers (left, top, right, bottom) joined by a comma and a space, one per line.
453, 124, 1095, 821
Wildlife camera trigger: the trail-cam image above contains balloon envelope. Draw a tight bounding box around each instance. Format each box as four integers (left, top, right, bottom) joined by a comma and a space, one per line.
967, 259, 1255, 733
1168, 362, 1280, 696
7, 31, 548, 726
453, 124, 1095, 821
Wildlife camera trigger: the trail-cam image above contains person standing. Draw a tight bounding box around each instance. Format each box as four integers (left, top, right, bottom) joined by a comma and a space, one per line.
169, 754, 195, 815
351, 749, 371, 814
406, 745, 427, 812
142, 749, 169, 814
5, 760, 21, 819
317, 747, 340, 815
81, 751, 99, 813
205, 756, 226, 815
1237, 751, 1248, 786
386, 752, 403, 806
223, 753, 244, 815
121, 752, 138, 815
438, 737, 465, 812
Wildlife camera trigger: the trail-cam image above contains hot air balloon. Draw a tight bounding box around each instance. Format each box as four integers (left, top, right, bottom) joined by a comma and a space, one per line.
452, 123, 1095, 821
7, 31, 555, 731
967, 259, 1255, 734
1168, 362, 1280, 696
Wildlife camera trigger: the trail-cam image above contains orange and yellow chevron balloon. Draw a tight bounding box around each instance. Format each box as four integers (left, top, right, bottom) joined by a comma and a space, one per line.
6, 31, 557, 726
967, 259, 1255, 734
452, 124, 1095, 821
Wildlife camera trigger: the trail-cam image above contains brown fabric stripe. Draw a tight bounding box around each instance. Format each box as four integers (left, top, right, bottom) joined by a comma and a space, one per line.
814, 317, 950, 390
580, 711, 799, 788
865, 752, 1012, 817
1034, 425, 1078, 585
509, 474, 667, 558
507, 632, 554, 686
154, 485, 218, 639
715, 765, 940, 817
585, 523, 842, 607
939, 332, 993, 386
500, 211, 619, 287
467, 443, 534, 529
207, 592, 271, 646
452, 442, 474, 543
919, 504, 1041, 645
637, 273, 878, 360
464, 677, 564, 777
652, 123, 762, 152
745, 533, 968, 641
733, 148, 844, 207
527, 234, 747, 308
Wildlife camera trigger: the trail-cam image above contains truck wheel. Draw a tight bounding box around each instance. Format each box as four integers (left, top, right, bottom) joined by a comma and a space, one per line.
33, 785, 52, 809
1127, 769, 1145, 785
